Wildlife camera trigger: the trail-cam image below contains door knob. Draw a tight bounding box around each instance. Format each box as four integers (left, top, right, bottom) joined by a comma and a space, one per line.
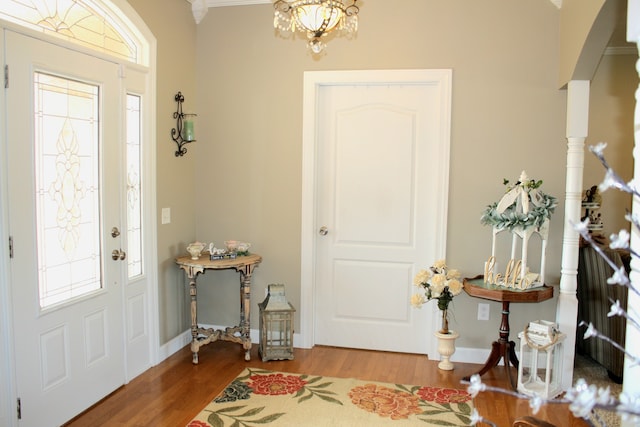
111, 249, 127, 261
319, 226, 329, 236
111, 227, 120, 238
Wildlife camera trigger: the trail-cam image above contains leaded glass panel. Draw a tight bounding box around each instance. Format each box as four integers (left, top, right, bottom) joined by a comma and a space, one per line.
0, 0, 139, 64
34, 71, 101, 308
126, 94, 142, 278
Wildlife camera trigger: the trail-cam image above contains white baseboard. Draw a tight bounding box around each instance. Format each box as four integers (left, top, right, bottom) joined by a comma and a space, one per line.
451, 347, 519, 365
157, 326, 497, 367
158, 329, 192, 363
450, 347, 492, 364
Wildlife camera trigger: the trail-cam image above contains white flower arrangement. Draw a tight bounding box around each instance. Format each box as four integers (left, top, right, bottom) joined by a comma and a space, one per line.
411, 259, 463, 334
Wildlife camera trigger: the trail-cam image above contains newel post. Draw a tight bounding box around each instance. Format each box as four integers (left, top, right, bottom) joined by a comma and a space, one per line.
558, 80, 589, 391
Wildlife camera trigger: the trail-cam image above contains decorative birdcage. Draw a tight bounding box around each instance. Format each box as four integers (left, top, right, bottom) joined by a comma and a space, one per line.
481, 171, 557, 289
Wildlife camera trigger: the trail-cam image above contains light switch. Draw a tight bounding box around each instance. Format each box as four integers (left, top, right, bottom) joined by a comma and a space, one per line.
477, 303, 490, 321
161, 207, 171, 224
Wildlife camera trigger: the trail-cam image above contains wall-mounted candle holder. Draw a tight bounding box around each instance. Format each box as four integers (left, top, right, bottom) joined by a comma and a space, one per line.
171, 91, 197, 157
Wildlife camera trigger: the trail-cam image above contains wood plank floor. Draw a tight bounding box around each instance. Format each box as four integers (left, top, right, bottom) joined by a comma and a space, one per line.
64, 342, 589, 427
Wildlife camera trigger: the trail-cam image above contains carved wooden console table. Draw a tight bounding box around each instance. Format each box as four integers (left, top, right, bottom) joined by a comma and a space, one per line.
176, 253, 262, 364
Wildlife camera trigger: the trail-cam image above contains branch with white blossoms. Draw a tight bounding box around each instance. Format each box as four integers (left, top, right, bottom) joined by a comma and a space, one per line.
606, 298, 640, 332
609, 227, 640, 270
574, 218, 639, 297
590, 142, 639, 196
589, 143, 640, 258
462, 374, 640, 425
579, 321, 640, 367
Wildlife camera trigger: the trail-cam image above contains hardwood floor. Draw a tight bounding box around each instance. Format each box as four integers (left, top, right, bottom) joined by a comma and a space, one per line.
64, 342, 589, 427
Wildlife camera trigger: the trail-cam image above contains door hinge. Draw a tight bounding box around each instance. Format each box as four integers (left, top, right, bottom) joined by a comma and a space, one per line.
4, 65, 8, 89
9, 236, 14, 259
17, 398, 21, 420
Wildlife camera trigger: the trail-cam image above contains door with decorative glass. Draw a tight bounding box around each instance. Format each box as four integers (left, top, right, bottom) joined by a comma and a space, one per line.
5, 29, 127, 426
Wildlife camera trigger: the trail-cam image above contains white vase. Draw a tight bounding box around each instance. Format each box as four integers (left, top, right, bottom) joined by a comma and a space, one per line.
434, 330, 459, 370
186, 241, 206, 259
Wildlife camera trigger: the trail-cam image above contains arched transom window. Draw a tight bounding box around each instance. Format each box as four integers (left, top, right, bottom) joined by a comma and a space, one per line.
0, 0, 148, 66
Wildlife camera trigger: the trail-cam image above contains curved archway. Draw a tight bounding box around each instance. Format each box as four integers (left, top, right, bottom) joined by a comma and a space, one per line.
556, 0, 628, 391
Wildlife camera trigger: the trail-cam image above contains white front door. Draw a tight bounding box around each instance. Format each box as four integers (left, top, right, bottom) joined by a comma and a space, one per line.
6, 30, 126, 426
304, 70, 452, 356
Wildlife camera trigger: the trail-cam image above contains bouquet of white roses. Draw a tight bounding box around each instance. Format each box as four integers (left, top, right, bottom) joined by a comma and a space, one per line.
411, 259, 463, 334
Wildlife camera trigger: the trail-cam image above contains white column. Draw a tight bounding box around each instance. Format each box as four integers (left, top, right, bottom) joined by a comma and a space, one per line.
623, 2, 640, 424
558, 80, 589, 391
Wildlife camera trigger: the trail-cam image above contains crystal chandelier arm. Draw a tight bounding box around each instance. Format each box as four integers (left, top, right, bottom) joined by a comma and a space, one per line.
273, 0, 292, 13
344, 2, 358, 16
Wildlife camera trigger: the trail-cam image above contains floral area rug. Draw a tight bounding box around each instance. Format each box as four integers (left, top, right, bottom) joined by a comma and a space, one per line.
187, 368, 473, 426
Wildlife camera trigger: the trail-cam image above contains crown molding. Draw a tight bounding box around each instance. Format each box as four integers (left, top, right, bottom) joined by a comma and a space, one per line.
189, 0, 269, 24
549, 0, 562, 9
206, 0, 270, 6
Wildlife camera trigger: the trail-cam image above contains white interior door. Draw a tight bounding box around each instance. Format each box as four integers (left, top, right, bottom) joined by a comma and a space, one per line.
307, 70, 452, 355
5, 30, 125, 426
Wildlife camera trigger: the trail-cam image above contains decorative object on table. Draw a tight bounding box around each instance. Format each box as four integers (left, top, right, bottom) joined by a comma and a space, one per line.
186, 241, 206, 259
517, 320, 566, 399
481, 171, 557, 290
258, 284, 296, 362
221, 240, 251, 256
188, 368, 474, 426
171, 91, 197, 157
208, 242, 237, 260
237, 242, 251, 256
273, 0, 360, 54
411, 259, 463, 334
224, 240, 239, 252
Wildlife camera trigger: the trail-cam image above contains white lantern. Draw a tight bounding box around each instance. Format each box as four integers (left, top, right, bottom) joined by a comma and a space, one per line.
259, 284, 296, 362
517, 320, 566, 399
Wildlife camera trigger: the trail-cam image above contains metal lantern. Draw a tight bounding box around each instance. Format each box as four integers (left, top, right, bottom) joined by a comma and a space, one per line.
517, 320, 566, 399
259, 284, 296, 362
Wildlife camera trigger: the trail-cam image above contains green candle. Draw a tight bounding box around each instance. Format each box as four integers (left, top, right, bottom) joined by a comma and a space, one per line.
182, 118, 195, 141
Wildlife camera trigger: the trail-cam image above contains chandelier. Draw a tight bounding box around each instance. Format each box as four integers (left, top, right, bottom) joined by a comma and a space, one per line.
273, 0, 359, 54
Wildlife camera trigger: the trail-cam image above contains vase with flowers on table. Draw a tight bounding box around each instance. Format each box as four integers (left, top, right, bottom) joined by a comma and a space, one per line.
411, 259, 463, 370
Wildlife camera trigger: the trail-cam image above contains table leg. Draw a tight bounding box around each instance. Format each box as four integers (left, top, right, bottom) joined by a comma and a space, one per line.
188, 270, 199, 364
463, 301, 518, 389
239, 265, 255, 361
178, 264, 205, 364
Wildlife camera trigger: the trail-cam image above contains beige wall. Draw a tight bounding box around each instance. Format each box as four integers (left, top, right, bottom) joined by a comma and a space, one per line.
127, 0, 198, 344
192, 0, 567, 350
121, 0, 635, 351
585, 53, 639, 235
